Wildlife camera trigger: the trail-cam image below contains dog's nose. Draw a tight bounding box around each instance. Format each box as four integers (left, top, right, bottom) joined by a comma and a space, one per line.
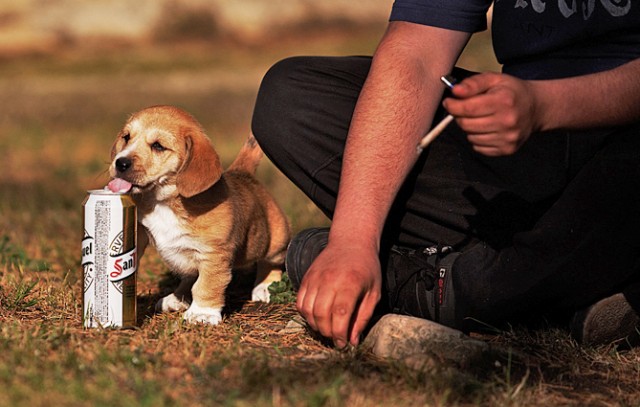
115, 157, 132, 173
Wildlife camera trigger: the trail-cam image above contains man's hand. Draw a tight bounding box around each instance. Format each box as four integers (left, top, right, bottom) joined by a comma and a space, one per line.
443, 72, 540, 156
296, 240, 382, 349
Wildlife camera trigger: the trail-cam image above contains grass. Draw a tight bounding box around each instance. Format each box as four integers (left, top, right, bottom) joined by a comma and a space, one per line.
0, 23, 639, 407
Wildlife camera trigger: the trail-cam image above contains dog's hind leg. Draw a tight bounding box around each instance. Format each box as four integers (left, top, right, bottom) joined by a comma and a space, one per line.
155, 275, 195, 313
252, 260, 283, 303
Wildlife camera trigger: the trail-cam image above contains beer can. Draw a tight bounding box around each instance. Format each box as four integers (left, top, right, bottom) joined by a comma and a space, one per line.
81, 189, 137, 328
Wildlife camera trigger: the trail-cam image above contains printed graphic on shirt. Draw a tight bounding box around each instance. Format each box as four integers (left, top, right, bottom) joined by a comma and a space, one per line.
493, 0, 637, 78
505, 0, 630, 19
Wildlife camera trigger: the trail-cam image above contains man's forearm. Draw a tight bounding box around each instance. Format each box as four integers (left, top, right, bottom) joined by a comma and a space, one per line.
328, 23, 470, 249
534, 58, 640, 132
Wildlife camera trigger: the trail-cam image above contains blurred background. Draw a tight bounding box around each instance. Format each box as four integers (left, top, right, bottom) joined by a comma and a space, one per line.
0, 0, 498, 274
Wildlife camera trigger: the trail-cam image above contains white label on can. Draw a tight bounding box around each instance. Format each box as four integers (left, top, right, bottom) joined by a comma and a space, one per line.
83, 193, 136, 328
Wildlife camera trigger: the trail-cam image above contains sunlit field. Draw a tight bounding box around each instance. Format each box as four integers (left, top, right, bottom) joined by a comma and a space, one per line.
1, 17, 639, 407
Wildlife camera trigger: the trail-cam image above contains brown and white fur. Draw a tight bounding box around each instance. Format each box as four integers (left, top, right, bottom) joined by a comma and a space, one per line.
109, 105, 290, 325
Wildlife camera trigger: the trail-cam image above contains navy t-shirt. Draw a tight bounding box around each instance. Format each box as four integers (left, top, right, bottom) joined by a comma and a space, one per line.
390, 0, 640, 79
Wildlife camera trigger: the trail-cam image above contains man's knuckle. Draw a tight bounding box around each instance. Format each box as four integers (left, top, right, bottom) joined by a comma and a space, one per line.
502, 112, 518, 128
332, 304, 349, 316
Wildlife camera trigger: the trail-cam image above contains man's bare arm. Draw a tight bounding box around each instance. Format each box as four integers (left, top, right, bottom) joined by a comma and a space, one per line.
534, 58, 640, 131
296, 22, 471, 348
331, 21, 471, 255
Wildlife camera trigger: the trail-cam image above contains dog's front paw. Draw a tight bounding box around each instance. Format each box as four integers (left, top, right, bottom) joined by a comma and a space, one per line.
183, 302, 223, 325
251, 282, 272, 303
156, 293, 190, 313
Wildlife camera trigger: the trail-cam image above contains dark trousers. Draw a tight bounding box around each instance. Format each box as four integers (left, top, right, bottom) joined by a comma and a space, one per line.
251, 56, 640, 328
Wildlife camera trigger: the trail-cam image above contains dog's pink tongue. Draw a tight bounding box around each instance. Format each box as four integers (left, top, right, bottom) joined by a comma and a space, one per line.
108, 178, 132, 193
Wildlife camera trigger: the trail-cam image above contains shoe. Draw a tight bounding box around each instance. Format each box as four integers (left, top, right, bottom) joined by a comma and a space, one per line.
285, 227, 330, 290
570, 293, 640, 347
386, 245, 460, 329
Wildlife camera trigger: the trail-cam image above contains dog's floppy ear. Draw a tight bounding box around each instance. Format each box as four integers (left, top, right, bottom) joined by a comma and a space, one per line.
176, 132, 223, 198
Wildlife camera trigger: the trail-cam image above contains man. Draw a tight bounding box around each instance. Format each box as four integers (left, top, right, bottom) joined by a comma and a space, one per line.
252, 0, 640, 349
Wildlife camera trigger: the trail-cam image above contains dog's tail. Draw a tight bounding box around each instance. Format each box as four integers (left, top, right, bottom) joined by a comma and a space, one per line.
228, 134, 263, 174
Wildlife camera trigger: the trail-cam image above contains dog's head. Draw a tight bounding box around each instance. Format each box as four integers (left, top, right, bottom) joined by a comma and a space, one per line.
109, 105, 223, 198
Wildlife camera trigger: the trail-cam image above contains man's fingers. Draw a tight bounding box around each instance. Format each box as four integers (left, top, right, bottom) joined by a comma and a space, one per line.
444, 93, 499, 118
467, 133, 520, 156
296, 283, 317, 330
330, 292, 359, 349
452, 72, 502, 98
299, 283, 369, 349
311, 290, 339, 339
456, 116, 500, 134
348, 292, 380, 346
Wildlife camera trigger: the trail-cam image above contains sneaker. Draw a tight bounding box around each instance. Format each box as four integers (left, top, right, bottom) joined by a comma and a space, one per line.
285, 227, 329, 290
386, 245, 460, 329
570, 293, 640, 347
285, 227, 460, 329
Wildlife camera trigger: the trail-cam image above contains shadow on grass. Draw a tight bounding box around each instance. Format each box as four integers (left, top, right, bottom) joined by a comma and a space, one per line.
135, 265, 259, 325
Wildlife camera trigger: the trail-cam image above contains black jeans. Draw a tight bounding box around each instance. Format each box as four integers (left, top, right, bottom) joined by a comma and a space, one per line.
252, 56, 640, 329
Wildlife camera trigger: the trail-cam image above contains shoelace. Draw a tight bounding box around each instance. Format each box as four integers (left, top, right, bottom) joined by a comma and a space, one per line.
390, 244, 453, 316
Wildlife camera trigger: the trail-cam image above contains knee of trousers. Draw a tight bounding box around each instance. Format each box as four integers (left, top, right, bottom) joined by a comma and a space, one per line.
251, 56, 313, 148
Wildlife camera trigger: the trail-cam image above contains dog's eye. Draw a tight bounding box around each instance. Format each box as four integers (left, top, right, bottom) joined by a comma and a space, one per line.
123, 133, 130, 143
151, 141, 166, 152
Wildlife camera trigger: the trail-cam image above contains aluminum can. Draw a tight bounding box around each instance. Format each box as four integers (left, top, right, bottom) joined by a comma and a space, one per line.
81, 189, 137, 328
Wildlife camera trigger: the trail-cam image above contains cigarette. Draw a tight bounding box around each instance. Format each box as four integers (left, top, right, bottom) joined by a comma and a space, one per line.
416, 114, 454, 154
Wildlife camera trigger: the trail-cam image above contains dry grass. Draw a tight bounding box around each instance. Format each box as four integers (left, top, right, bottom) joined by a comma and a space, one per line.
0, 25, 639, 407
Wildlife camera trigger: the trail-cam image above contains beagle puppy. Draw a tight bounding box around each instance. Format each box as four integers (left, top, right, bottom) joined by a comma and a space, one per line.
108, 105, 290, 325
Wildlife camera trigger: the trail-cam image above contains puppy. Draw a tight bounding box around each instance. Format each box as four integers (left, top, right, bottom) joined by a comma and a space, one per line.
108, 105, 290, 325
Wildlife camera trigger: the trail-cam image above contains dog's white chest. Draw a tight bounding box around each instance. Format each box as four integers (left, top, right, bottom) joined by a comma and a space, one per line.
140, 204, 205, 274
